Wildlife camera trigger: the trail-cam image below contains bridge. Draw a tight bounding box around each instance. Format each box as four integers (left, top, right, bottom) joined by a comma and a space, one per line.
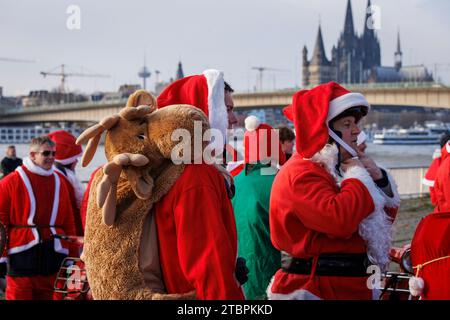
1, 84, 450, 123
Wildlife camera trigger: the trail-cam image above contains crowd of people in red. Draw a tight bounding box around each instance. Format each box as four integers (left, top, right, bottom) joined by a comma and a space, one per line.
0, 73, 449, 300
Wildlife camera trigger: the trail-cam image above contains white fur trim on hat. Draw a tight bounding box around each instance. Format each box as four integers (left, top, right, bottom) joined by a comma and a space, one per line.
203, 69, 228, 148
244, 115, 261, 132
327, 92, 370, 122
56, 152, 83, 166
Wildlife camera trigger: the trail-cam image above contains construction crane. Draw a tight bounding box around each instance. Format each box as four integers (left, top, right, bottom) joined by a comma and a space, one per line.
40, 64, 110, 93
433, 63, 450, 85
0, 57, 35, 63
251, 66, 289, 92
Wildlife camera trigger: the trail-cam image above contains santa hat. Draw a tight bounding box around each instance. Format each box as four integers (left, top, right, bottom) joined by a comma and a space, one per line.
285, 82, 370, 159
282, 105, 294, 122
244, 115, 286, 166
48, 130, 82, 165
157, 69, 228, 151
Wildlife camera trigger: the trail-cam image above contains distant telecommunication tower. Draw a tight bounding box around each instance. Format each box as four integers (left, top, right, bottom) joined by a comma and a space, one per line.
138, 56, 151, 90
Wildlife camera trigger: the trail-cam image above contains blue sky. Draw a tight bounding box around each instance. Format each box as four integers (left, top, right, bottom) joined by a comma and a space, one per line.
1, 0, 449, 96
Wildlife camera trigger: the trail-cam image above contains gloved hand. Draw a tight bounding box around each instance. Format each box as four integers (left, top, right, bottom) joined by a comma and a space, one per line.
235, 257, 249, 285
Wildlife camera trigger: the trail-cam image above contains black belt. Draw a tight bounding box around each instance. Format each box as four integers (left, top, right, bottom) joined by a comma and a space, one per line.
281, 252, 371, 277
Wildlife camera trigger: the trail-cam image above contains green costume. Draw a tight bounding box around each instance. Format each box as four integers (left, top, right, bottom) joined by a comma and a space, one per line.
232, 163, 280, 300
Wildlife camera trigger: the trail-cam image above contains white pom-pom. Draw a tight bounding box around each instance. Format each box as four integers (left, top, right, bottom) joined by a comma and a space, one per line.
245, 115, 261, 132
408, 276, 425, 297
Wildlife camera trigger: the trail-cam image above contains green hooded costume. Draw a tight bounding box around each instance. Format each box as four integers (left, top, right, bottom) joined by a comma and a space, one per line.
232, 163, 280, 300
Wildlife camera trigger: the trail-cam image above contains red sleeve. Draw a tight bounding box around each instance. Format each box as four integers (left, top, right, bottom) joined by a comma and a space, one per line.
173, 186, 244, 300
0, 178, 11, 259
288, 170, 375, 239
80, 166, 102, 231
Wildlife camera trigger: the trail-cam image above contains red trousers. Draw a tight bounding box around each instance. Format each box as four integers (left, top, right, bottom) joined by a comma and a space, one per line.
6, 274, 58, 300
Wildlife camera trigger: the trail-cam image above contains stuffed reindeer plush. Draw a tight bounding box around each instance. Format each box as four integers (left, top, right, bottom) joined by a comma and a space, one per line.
76, 90, 209, 299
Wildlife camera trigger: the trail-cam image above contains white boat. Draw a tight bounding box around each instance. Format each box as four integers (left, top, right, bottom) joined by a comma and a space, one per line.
373, 127, 440, 145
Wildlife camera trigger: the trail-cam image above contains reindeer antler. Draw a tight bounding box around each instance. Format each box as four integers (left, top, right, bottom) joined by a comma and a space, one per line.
75, 91, 157, 167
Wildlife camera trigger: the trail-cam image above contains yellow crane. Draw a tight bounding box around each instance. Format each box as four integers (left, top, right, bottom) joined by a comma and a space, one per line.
40, 64, 110, 93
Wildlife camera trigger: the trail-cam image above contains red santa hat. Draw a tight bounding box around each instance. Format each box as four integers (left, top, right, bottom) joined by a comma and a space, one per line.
48, 130, 82, 165
285, 82, 370, 159
282, 105, 294, 122
157, 69, 228, 150
244, 115, 286, 166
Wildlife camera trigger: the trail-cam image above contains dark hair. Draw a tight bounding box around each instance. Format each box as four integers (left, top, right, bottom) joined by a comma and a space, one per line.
278, 126, 295, 142
30, 136, 55, 151
440, 132, 450, 148
224, 81, 234, 93
329, 106, 366, 125
7, 145, 15, 149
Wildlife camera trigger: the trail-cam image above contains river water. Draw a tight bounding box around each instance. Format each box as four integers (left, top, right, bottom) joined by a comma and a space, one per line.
1, 142, 438, 182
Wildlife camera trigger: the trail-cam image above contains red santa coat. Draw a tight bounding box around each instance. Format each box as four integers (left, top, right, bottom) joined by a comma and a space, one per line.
268, 152, 399, 300
269, 83, 399, 300
432, 149, 450, 212
155, 163, 244, 300
0, 165, 76, 263
411, 212, 450, 299
423, 142, 450, 206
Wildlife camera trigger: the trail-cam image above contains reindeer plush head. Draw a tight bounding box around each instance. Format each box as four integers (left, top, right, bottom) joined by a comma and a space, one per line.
76, 90, 209, 226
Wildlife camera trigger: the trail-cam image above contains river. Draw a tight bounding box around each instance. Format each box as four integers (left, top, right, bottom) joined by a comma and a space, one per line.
0, 142, 438, 182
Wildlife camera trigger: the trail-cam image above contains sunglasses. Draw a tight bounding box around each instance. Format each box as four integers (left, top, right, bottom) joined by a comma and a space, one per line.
39, 151, 56, 157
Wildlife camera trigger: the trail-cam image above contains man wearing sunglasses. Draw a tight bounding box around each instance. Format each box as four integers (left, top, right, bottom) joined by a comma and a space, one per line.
0, 136, 77, 300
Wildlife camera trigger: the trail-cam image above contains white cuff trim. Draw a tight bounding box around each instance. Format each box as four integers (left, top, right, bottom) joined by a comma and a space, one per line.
381, 169, 401, 208
422, 178, 435, 187
266, 276, 322, 300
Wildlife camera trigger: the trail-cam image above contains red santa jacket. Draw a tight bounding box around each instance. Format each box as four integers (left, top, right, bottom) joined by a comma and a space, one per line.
432, 156, 450, 212
411, 212, 450, 299
155, 163, 245, 300
268, 151, 399, 300
0, 165, 76, 263
423, 157, 441, 206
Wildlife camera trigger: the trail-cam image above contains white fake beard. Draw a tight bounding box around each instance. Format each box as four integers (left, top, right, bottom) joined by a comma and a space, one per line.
65, 168, 85, 209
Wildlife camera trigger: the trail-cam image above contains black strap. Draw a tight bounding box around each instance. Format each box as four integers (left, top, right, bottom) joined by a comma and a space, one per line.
281, 252, 371, 277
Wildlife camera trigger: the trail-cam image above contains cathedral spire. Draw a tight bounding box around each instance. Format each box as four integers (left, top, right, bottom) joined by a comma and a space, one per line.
363, 0, 374, 36
176, 61, 184, 80
343, 0, 355, 36
395, 30, 402, 70
311, 23, 329, 65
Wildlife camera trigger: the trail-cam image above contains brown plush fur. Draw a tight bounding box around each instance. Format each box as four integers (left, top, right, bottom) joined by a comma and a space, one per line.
79, 91, 209, 299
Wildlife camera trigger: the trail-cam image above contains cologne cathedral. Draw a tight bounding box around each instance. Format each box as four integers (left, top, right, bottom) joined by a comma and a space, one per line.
302, 0, 434, 86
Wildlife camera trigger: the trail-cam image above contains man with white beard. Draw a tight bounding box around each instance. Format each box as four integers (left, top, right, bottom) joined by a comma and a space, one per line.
268, 82, 400, 300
